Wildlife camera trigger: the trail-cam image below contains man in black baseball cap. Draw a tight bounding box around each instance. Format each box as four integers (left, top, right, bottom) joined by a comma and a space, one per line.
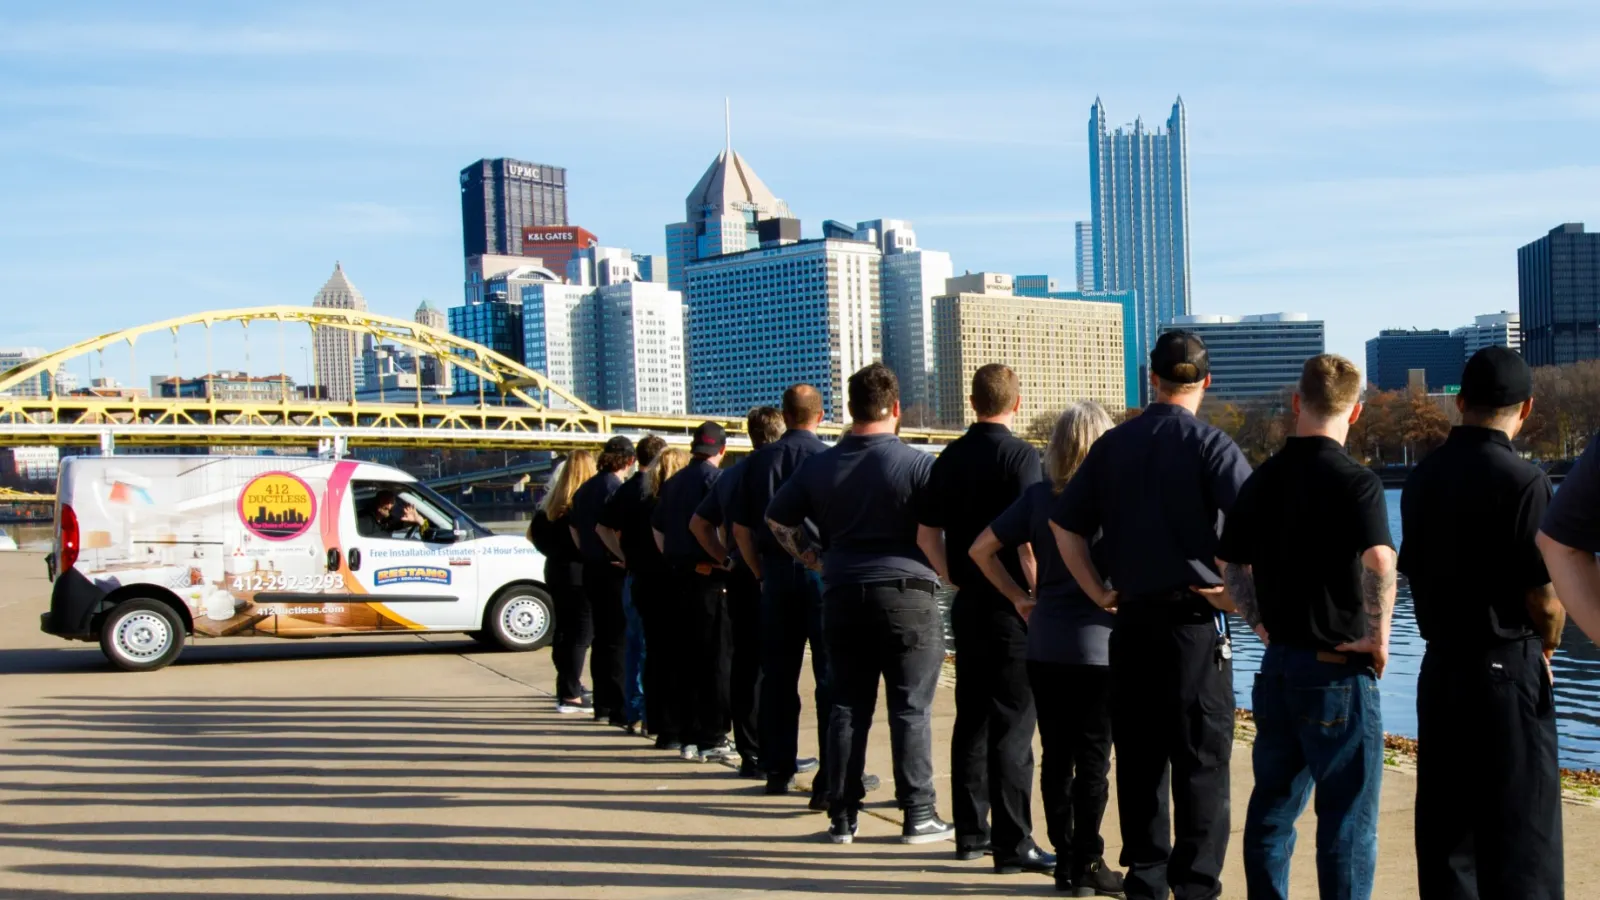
1401, 346, 1564, 898
691, 422, 727, 458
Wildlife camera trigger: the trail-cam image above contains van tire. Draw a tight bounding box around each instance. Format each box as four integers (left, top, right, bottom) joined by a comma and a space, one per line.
485, 585, 554, 652
100, 598, 185, 672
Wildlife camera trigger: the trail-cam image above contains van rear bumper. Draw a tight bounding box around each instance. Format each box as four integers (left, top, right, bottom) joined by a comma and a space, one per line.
43, 568, 106, 641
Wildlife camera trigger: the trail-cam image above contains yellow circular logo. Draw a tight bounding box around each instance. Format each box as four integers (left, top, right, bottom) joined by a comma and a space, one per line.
238, 472, 317, 541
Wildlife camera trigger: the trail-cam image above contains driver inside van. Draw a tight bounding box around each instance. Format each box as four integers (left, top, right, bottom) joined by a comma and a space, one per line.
360, 490, 426, 538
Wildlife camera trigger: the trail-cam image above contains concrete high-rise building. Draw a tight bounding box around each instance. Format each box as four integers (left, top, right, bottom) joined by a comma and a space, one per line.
414, 299, 446, 333
449, 264, 560, 397
412, 300, 450, 390
460, 158, 568, 258
519, 282, 593, 409
856, 219, 952, 424
1164, 314, 1325, 402
1365, 329, 1466, 392
933, 272, 1125, 427
1452, 311, 1521, 360
310, 263, 367, 401
1014, 278, 1141, 409
1519, 223, 1600, 366
594, 281, 687, 415
1089, 97, 1191, 398
1075, 221, 1094, 292
0, 347, 50, 397
632, 253, 667, 284
664, 123, 793, 292
685, 237, 878, 418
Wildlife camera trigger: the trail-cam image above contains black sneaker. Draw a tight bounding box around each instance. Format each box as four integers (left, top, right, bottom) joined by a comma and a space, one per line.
828, 810, 859, 844
995, 845, 1056, 875
766, 775, 796, 794
555, 697, 592, 715
955, 840, 990, 861
654, 736, 681, 751
795, 757, 819, 774
739, 759, 763, 779
1067, 858, 1126, 898
901, 808, 955, 844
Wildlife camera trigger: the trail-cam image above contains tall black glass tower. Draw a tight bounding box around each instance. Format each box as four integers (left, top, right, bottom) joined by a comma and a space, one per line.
459, 158, 568, 258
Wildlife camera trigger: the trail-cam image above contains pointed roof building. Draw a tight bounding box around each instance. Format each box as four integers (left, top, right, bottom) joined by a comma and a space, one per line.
310, 263, 367, 401
312, 262, 367, 312
684, 148, 790, 224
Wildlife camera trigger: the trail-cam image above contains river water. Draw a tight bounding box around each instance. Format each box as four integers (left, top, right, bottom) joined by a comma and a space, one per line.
14, 495, 1600, 769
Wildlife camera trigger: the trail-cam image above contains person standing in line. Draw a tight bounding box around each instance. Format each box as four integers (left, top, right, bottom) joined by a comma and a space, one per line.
643, 449, 693, 749
1539, 434, 1600, 644
732, 385, 832, 804
1215, 355, 1397, 900
570, 436, 636, 726
653, 422, 734, 761
595, 435, 669, 735
692, 407, 784, 777
766, 362, 954, 845
917, 363, 1050, 874
529, 450, 597, 715
1402, 347, 1564, 900
970, 401, 1126, 897
1050, 331, 1252, 900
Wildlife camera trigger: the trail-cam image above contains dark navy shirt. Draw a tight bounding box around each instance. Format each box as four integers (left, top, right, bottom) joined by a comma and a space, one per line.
1052, 403, 1252, 596
766, 431, 936, 590
990, 481, 1113, 666
598, 471, 668, 578
652, 457, 723, 567
1543, 433, 1600, 553
695, 458, 748, 566
570, 470, 624, 563
921, 422, 1042, 599
734, 429, 829, 557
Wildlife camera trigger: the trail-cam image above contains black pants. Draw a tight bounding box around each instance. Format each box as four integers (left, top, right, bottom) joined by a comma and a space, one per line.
727, 565, 762, 761
630, 573, 672, 736
549, 581, 592, 701
1416, 636, 1563, 900
823, 580, 943, 812
951, 592, 1037, 858
677, 568, 733, 747
1111, 607, 1233, 900
759, 556, 830, 780
1029, 660, 1114, 869
582, 562, 626, 722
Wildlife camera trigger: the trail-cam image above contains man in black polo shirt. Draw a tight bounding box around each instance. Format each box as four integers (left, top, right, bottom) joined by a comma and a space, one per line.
918, 363, 1048, 873
1216, 354, 1396, 900
1402, 347, 1564, 900
570, 435, 636, 726
596, 435, 671, 740
692, 406, 784, 777
733, 385, 833, 802
766, 362, 953, 845
1050, 331, 1252, 900
1540, 434, 1600, 644
653, 422, 732, 761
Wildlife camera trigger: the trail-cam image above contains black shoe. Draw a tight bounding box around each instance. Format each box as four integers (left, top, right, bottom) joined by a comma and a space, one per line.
808, 791, 829, 812
766, 775, 796, 795
654, 736, 681, 751
699, 739, 735, 761
861, 773, 881, 792
592, 707, 611, 722
795, 757, 819, 774
955, 840, 990, 861
828, 810, 859, 844
995, 845, 1056, 875
1066, 858, 1126, 897
739, 759, 763, 779
555, 696, 593, 714
901, 808, 955, 844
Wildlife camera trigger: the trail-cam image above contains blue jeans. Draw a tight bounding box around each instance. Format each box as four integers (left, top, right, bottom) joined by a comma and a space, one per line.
621, 576, 647, 726
1243, 644, 1383, 900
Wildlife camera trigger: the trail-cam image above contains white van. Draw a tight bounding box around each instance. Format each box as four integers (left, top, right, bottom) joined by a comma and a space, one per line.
42, 455, 552, 671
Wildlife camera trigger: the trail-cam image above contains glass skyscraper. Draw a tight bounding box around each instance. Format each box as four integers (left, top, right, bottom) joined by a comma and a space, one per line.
459, 158, 568, 258
1165, 314, 1325, 402
1519, 223, 1600, 366
1364, 329, 1466, 393
1088, 97, 1191, 399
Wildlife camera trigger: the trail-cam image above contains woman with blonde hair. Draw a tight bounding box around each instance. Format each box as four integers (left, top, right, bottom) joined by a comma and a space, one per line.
529, 450, 597, 713
969, 401, 1124, 896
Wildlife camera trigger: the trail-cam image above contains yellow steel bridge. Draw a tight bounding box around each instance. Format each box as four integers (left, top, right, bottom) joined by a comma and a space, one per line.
0, 306, 959, 452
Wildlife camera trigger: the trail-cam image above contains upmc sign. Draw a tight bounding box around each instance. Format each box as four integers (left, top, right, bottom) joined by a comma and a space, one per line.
505, 162, 541, 180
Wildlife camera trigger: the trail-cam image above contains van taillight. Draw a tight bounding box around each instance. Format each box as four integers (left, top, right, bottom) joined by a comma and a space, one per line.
59, 504, 80, 572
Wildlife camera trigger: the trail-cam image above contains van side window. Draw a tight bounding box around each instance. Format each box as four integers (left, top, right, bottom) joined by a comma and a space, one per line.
351, 482, 456, 542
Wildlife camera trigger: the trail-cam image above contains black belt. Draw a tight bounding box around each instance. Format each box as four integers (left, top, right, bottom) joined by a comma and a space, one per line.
1117, 589, 1217, 624
843, 577, 941, 596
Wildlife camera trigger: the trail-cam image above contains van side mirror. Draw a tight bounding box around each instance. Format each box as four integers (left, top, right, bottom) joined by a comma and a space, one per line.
326, 548, 340, 572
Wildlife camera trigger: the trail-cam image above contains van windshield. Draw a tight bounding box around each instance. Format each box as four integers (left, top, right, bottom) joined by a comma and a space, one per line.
407, 482, 494, 540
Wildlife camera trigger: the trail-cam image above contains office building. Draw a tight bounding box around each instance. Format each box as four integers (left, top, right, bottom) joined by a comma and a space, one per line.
685, 237, 878, 418
1164, 314, 1325, 401
633, 254, 667, 284
1452, 311, 1521, 359
7, 446, 60, 482
664, 132, 793, 292
0, 347, 49, 397
519, 225, 598, 277
449, 264, 553, 397
311, 263, 366, 402
151, 371, 296, 402
593, 281, 687, 414
567, 246, 640, 288
519, 281, 592, 409
1365, 329, 1466, 392
1519, 223, 1600, 366
1075, 221, 1094, 292
1014, 278, 1141, 410
933, 272, 1125, 427
857, 219, 952, 423
459, 158, 568, 258
1088, 97, 1192, 394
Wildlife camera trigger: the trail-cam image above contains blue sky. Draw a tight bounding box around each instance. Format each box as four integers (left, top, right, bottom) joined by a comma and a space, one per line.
3, 0, 1598, 386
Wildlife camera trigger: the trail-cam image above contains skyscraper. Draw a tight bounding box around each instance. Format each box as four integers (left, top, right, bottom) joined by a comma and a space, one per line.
856, 219, 952, 423
1075, 221, 1094, 292
664, 119, 793, 292
1164, 314, 1325, 401
413, 300, 450, 389
1088, 97, 1191, 398
1013, 278, 1141, 410
311, 263, 367, 402
1519, 223, 1600, 366
1452, 311, 1522, 359
459, 158, 569, 258
1365, 329, 1466, 393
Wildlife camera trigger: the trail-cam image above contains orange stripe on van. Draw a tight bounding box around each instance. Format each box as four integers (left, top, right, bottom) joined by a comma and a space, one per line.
322, 461, 424, 632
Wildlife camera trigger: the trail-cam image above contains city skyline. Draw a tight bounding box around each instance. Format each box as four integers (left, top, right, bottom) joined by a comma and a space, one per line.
4, 3, 1600, 384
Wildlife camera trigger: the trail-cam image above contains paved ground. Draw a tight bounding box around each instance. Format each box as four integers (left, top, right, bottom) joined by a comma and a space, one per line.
3, 551, 1598, 898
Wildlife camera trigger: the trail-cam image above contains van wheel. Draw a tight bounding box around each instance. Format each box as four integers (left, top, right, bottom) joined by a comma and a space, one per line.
486, 585, 554, 652
100, 599, 185, 672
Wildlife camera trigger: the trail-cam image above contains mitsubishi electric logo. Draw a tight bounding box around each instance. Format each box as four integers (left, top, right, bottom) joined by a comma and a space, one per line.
506, 163, 541, 180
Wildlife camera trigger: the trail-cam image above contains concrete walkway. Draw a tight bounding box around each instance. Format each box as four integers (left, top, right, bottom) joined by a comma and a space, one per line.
1, 551, 1597, 898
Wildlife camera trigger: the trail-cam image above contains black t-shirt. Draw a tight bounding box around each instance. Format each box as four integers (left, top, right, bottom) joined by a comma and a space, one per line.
598, 471, 668, 578
528, 509, 584, 588
989, 481, 1113, 665
767, 432, 936, 590
920, 422, 1042, 600
652, 457, 723, 567
735, 429, 828, 558
570, 470, 624, 563
1399, 426, 1553, 645
1217, 437, 1394, 651
695, 458, 749, 568
1052, 403, 1253, 597
1543, 433, 1600, 553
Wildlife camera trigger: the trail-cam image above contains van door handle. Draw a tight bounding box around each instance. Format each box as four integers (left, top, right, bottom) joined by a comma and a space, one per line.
347, 548, 361, 572
326, 548, 340, 572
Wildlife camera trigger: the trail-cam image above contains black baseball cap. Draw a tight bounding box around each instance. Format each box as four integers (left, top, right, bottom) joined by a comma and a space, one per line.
691, 422, 727, 456
1460, 346, 1532, 409
1151, 331, 1210, 384
602, 435, 634, 456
